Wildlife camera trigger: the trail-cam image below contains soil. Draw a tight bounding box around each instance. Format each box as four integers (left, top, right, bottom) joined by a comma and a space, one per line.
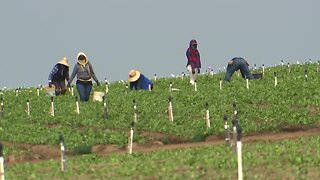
4, 125, 320, 165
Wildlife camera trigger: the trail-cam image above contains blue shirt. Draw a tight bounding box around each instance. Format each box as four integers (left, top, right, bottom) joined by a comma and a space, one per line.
130, 74, 153, 90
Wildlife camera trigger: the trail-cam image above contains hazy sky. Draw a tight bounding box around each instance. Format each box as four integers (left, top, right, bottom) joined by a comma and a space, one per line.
1, 0, 319, 88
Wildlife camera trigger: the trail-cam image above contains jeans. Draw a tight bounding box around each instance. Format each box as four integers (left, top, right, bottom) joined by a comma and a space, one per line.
224, 58, 254, 81
76, 81, 92, 101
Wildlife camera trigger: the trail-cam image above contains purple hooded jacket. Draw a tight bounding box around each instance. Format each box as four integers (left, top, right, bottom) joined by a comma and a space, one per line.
186, 39, 201, 69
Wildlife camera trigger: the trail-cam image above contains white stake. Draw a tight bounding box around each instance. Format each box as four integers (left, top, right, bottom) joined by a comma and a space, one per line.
105, 79, 109, 94
168, 97, 173, 122
237, 141, 243, 180
236, 123, 243, 180
26, 100, 30, 116
169, 82, 172, 92
0, 143, 5, 180
128, 122, 134, 154
246, 79, 249, 89
50, 97, 54, 117
219, 78, 222, 90
262, 64, 265, 76
287, 63, 291, 73
154, 74, 157, 81
232, 125, 237, 152
194, 80, 197, 91
15, 89, 18, 97
274, 72, 278, 87
205, 102, 210, 128
148, 84, 152, 91
59, 135, 66, 172
37, 88, 40, 97
281, 60, 284, 66
71, 85, 74, 96
223, 116, 230, 144
0, 97, 3, 116
133, 100, 137, 123
75, 97, 80, 114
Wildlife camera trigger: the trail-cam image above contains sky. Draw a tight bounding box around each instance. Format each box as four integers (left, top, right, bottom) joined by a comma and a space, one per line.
0, 0, 319, 88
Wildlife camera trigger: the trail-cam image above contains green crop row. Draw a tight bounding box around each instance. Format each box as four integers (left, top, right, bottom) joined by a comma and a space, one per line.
5, 136, 320, 179
0, 63, 320, 148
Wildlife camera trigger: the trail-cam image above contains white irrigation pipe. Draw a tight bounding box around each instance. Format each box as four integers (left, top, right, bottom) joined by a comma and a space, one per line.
223, 115, 230, 144
168, 97, 173, 122
128, 122, 134, 154
26, 100, 30, 116
246, 79, 249, 89
274, 72, 278, 87
50, 97, 54, 117
75, 97, 80, 114
133, 100, 137, 123
205, 102, 210, 128
59, 135, 66, 172
236, 123, 243, 180
105, 79, 109, 94
0, 143, 5, 180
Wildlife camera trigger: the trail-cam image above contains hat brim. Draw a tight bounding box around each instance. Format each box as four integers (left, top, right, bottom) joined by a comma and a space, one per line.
128, 71, 141, 82
58, 59, 69, 67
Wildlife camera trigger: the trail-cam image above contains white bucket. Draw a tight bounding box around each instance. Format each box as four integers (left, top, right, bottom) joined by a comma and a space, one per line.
93, 91, 105, 102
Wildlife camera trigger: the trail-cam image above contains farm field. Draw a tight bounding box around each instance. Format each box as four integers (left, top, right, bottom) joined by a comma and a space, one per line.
1, 61, 320, 179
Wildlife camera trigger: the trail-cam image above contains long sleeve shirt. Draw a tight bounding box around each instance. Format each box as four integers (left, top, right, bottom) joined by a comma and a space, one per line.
69, 62, 99, 83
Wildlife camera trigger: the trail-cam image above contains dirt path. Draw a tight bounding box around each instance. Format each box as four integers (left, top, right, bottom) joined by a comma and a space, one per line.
4, 126, 320, 165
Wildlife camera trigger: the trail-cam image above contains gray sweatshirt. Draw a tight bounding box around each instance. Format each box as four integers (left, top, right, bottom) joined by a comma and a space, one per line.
69, 62, 99, 84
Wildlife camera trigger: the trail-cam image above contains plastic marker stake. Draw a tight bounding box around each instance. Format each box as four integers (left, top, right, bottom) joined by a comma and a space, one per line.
71, 85, 74, 96
15, 89, 18, 97
232, 118, 237, 152
281, 60, 284, 66
233, 102, 238, 117
0, 143, 5, 180
274, 72, 278, 87
125, 84, 129, 94
128, 122, 134, 154
0, 97, 3, 117
205, 102, 210, 128
236, 123, 243, 180
246, 79, 249, 89
26, 100, 30, 116
37, 87, 40, 97
148, 84, 152, 91
105, 78, 109, 94
219, 78, 222, 90
305, 69, 308, 81
287, 63, 291, 73
59, 135, 66, 172
75, 97, 80, 114
262, 64, 265, 76
168, 96, 174, 122
133, 100, 137, 123
254, 64, 257, 70
317, 61, 320, 73
169, 82, 172, 92
223, 115, 230, 144
50, 97, 54, 117
154, 74, 157, 81
194, 80, 197, 91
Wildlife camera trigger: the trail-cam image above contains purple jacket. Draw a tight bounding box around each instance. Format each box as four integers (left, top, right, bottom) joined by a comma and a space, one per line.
186, 39, 201, 69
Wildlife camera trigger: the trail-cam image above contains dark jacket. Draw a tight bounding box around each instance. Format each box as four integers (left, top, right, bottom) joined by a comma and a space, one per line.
186, 39, 201, 69
48, 64, 69, 82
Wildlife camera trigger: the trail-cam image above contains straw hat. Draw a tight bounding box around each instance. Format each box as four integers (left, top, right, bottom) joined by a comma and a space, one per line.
128, 70, 141, 82
77, 52, 88, 66
57, 57, 69, 67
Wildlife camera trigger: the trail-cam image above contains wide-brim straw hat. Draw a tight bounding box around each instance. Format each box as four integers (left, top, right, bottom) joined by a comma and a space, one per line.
128, 70, 141, 82
57, 57, 69, 67
77, 52, 88, 65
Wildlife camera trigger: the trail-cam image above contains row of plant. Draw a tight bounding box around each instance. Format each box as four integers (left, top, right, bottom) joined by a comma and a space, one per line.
4, 136, 320, 179
0, 62, 320, 149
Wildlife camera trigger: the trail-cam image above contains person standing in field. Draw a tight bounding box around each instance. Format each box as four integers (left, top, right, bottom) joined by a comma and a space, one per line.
224, 57, 254, 81
68, 52, 100, 101
128, 69, 153, 90
48, 57, 69, 95
186, 39, 201, 85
